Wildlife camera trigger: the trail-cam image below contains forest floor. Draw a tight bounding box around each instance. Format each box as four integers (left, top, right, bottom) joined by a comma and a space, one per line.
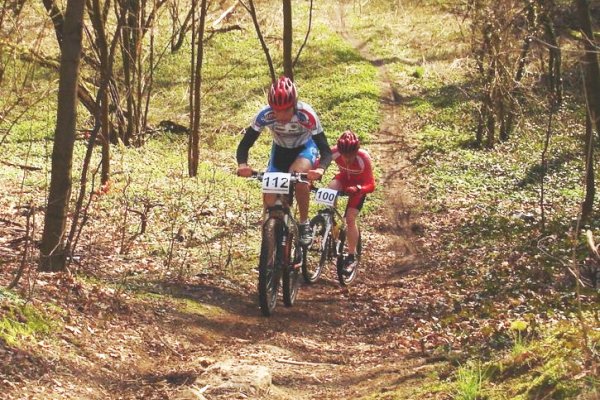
3, 4, 477, 400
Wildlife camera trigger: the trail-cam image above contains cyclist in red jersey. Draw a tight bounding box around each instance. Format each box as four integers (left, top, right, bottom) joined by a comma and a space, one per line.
328, 130, 376, 274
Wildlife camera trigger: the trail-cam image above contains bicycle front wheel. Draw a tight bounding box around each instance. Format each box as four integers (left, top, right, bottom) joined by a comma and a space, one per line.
258, 218, 283, 316
302, 215, 329, 283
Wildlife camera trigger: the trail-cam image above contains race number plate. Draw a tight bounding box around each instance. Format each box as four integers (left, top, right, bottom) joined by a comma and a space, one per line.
261, 172, 291, 194
314, 188, 338, 206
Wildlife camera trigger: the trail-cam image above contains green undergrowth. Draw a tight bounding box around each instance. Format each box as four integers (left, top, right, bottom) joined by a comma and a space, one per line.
454, 318, 599, 399
361, 318, 599, 400
0, 289, 58, 347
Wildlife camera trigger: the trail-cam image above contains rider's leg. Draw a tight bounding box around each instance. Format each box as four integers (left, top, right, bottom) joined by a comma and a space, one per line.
328, 179, 343, 209
345, 207, 360, 254
289, 157, 312, 223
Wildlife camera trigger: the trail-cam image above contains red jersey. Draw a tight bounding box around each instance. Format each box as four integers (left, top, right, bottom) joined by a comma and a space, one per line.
331, 146, 376, 194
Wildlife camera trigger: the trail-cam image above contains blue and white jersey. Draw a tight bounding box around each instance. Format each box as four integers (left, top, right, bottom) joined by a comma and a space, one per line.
250, 101, 323, 148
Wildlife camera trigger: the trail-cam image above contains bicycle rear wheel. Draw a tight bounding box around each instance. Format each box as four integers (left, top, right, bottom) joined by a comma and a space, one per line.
282, 229, 300, 306
336, 230, 361, 286
302, 215, 329, 283
258, 218, 282, 316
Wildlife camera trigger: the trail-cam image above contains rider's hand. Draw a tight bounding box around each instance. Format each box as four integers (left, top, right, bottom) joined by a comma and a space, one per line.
307, 168, 324, 181
237, 164, 253, 177
346, 185, 360, 195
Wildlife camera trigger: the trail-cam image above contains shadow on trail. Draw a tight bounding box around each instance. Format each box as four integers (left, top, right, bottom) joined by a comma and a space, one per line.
135, 273, 353, 345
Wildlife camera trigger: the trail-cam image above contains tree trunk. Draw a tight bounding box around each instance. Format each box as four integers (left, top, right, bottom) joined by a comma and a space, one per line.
582, 110, 595, 220
40, 0, 86, 271
189, 0, 207, 177
89, 0, 111, 185
119, 0, 140, 146
542, 11, 562, 105
282, 0, 293, 80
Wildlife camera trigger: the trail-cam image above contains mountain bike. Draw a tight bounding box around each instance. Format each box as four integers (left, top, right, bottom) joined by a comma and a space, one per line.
248, 171, 307, 316
302, 186, 362, 286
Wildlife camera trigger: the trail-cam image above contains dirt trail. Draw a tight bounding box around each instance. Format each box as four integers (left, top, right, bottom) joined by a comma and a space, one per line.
156, 5, 427, 399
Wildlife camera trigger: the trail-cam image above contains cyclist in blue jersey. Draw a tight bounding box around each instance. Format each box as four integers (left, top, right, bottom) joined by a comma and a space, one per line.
237, 76, 332, 245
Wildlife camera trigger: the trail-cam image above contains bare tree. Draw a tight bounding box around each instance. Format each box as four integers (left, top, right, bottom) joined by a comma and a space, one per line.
116, 0, 167, 146
469, 0, 541, 147
188, 0, 208, 177
88, 0, 112, 185
40, 0, 87, 271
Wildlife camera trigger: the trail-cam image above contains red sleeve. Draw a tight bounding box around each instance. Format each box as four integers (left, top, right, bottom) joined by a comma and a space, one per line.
359, 150, 376, 194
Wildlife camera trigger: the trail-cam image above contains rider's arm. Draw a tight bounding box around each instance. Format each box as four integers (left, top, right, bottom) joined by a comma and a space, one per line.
358, 151, 376, 194
236, 127, 261, 165
312, 132, 332, 171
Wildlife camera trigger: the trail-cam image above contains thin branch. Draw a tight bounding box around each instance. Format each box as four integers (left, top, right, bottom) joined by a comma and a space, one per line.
8, 206, 34, 290
539, 104, 555, 230
531, 36, 600, 54
0, 160, 42, 171
275, 358, 340, 367
240, 0, 276, 82
293, 0, 313, 68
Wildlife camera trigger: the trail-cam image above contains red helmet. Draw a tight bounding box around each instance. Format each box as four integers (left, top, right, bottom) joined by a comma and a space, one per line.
337, 130, 360, 154
268, 76, 297, 111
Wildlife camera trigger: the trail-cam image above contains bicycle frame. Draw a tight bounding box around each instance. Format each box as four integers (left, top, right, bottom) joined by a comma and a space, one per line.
302, 186, 361, 285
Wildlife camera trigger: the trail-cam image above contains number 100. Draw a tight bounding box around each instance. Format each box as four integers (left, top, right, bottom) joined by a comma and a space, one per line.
317, 191, 336, 202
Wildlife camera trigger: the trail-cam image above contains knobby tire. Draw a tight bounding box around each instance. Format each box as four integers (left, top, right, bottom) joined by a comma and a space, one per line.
258, 218, 282, 316
282, 227, 300, 306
